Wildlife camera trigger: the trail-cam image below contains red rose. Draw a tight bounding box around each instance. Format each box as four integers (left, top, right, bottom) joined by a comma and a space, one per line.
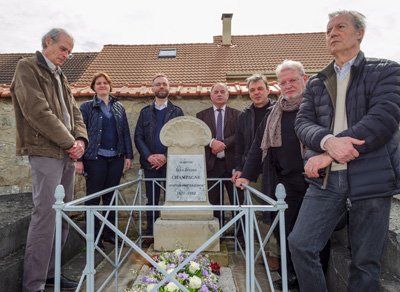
210, 262, 221, 275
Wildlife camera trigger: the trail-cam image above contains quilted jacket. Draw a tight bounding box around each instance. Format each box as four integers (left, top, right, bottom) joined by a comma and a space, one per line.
295, 51, 400, 201
79, 95, 133, 160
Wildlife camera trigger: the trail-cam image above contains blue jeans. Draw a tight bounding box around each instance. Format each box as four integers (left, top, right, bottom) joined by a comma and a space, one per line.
84, 155, 124, 240
288, 170, 392, 292
144, 166, 166, 235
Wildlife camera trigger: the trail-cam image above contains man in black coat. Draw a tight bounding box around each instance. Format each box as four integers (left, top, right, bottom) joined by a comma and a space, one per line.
237, 60, 330, 290
134, 74, 184, 247
231, 74, 280, 269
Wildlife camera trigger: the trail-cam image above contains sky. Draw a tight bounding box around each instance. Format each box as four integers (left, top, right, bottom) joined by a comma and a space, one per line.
1, 0, 399, 63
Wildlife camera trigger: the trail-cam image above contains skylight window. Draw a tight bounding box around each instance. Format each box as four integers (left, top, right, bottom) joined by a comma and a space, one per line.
158, 49, 177, 59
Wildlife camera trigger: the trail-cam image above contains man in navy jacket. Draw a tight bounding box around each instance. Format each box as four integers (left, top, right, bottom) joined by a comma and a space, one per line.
134, 74, 184, 247
289, 10, 400, 292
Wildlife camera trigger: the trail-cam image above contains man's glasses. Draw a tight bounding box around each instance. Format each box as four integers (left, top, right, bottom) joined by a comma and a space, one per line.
59, 46, 73, 59
278, 78, 300, 87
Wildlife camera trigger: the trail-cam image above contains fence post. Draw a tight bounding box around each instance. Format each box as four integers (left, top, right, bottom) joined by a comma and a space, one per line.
54, 185, 65, 292
276, 183, 288, 292
86, 209, 96, 291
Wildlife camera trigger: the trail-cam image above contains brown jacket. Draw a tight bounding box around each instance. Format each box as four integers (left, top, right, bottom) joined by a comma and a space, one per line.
11, 51, 88, 159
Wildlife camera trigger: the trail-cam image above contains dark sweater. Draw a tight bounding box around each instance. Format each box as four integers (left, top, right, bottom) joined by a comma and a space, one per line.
154, 108, 167, 154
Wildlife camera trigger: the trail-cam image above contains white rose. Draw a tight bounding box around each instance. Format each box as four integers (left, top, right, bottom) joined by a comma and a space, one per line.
174, 249, 182, 257
146, 283, 157, 291
158, 261, 167, 270
189, 275, 202, 289
189, 261, 200, 273
165, 281, 178, 291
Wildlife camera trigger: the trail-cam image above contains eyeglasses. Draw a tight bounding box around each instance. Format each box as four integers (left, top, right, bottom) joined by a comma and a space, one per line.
278, 77, 300, 87
59, 46, 73, 59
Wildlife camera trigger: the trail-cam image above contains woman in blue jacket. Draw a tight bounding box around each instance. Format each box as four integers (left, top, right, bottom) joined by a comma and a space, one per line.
76, 72, 133, 249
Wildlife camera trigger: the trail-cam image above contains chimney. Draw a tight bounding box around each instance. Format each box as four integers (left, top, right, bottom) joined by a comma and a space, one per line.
221, 13, 233, 45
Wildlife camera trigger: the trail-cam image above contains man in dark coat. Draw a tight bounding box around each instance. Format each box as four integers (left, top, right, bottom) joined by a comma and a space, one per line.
134, 74, 184, 247
289, 10, 400, 292
237, 60, 329, 290
196, 83, 242, 226
231, 74, 280, 270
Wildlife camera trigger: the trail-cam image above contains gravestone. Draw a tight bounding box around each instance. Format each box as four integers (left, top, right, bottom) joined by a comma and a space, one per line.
153, 116, 220, 251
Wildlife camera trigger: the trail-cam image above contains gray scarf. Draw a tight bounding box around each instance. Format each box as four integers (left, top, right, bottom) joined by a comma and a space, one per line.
261, 96, 302, 161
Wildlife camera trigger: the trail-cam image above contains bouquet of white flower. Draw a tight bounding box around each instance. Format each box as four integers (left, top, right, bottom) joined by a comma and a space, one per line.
127, 248, 222, 292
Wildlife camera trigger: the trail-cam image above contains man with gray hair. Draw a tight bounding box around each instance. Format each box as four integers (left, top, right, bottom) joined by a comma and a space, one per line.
290, 10, 400, 291
11, 28, 88, 291
197, 83, 242, 230
236, 60, 330, 290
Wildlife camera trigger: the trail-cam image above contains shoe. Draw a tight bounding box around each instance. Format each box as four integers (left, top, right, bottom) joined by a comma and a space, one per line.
36, 290, 45, 292
104, 237, 122, 246
142, 237, 154, 248
273, 273, 299, 290
46, 274, 78, 290
259, 253, 280, 271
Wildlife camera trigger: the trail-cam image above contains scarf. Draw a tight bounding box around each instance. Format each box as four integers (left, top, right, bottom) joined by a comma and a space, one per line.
261, 96, 302, 161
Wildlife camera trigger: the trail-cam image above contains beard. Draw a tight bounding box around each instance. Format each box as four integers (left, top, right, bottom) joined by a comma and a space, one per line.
155, 89, 169, 99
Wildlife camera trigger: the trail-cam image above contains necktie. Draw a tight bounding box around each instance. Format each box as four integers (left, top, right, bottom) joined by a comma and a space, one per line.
216, 109, 223, 141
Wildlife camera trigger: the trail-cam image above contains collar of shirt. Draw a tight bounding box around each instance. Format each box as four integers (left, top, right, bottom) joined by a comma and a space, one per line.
95, 95, 112, 117
334, 56, 356, 81
213, 105, 226, 113
154, 99, 168, 110
41, 52, 59, 73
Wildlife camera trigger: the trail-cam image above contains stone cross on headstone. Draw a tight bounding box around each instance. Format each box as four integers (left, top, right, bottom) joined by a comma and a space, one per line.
154, 116, 220, 251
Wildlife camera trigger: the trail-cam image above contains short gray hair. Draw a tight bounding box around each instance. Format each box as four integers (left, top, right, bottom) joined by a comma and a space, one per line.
275, 60, 305, 80
328, 10, 366, 42
246, 74, 268, 89
41, 28, 73, 49
211, 83, 228, 93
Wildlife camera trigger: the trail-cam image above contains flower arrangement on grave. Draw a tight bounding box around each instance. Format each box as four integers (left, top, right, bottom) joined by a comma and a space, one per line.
127, 248, 222, 292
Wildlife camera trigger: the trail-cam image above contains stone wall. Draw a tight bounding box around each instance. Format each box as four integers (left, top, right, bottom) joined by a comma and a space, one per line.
0, 95, 251, 203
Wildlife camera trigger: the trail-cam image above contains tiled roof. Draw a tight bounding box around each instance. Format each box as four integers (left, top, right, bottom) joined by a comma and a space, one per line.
0, 52, 98, 85
0, 82, 281, 98
0, 53, 34, 85
76, 32, 332, 85
1, 32, 331, 98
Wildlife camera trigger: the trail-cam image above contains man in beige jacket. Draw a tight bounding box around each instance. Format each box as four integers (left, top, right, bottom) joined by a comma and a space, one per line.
11, 28, 88, 292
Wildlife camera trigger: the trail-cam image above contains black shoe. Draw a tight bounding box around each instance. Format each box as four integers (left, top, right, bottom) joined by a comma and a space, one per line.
46, 274, 78, 290
36, 290, 45, 292
104, 237, 122, 246
273, 273, 299, 290
142, 237, 154, 248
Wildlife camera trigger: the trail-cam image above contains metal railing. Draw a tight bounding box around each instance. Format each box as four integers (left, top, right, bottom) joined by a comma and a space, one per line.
53, 170, 288, 292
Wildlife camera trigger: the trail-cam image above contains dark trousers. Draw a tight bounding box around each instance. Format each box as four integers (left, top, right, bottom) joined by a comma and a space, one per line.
144, 166, 166, 235
288, 170, 392, 292
207, 159, 244, 235
274, 173, 330, 274
84, 155, 124, 240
